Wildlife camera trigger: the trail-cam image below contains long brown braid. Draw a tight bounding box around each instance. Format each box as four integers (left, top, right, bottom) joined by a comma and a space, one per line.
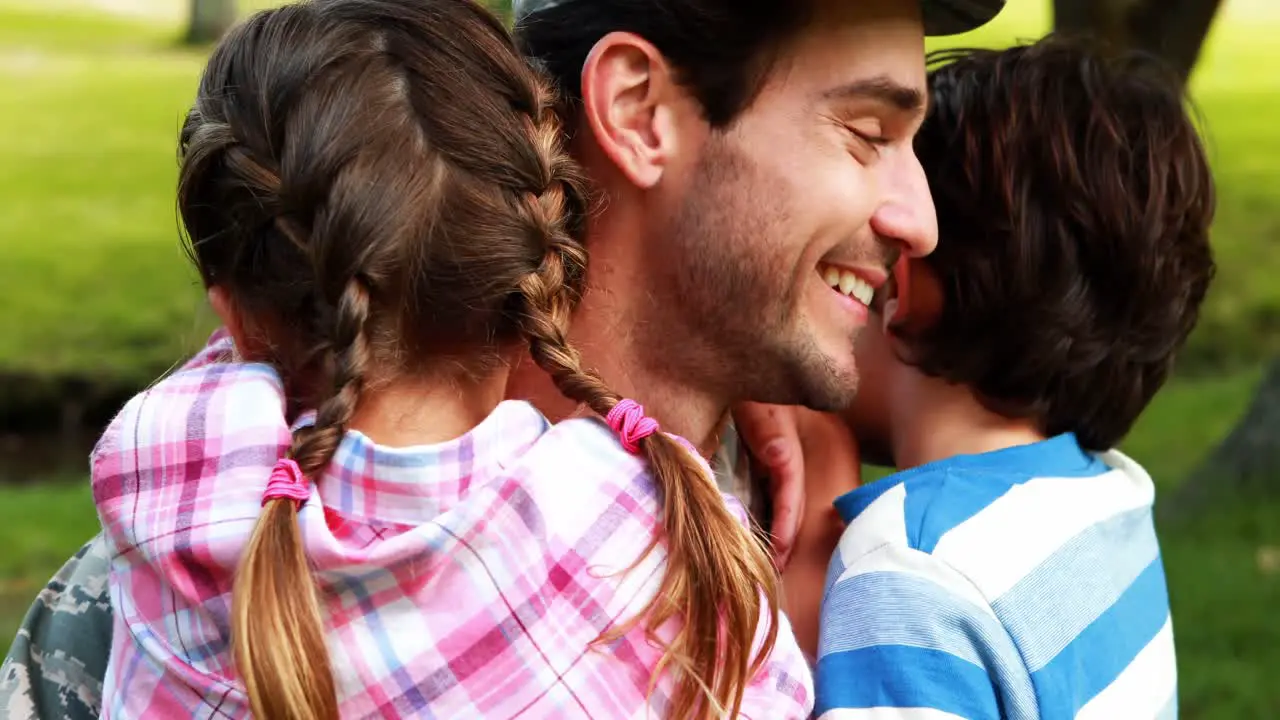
178, 1, 780, 718
512, 92, 782, 720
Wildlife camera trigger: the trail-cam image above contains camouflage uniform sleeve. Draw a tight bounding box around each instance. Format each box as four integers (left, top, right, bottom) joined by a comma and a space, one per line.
0, 534, 112, 720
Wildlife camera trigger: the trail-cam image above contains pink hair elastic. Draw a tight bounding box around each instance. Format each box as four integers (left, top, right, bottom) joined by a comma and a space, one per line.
605, 399, 660, 454
262, 457, 311, 508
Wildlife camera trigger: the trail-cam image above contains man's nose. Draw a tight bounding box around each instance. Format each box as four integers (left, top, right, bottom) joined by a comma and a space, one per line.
869, 150, 938, 258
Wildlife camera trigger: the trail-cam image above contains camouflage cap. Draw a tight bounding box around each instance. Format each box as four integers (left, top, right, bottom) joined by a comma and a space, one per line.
511, 0, 1006, 37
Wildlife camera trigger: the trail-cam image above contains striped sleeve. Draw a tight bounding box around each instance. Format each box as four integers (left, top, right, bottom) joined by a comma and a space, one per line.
814, 543, 1035, 720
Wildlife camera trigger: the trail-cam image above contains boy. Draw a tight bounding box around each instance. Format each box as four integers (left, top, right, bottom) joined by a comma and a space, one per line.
815, 36, 1215, 718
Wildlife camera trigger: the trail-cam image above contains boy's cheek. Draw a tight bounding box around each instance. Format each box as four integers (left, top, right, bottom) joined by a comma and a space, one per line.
889, 257, 945, 335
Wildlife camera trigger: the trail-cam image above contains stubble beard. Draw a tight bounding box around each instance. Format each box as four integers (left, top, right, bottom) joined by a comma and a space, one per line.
635, 135, 860, 412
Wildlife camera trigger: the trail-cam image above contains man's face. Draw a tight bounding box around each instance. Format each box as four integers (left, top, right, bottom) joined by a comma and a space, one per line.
638, 0, 937, 412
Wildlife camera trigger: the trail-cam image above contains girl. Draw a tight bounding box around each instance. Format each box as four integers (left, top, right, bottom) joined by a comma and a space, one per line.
91, 0, 811, 718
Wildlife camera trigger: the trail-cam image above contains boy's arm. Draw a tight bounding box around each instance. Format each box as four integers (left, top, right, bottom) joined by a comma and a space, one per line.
814, 543, 1036, 720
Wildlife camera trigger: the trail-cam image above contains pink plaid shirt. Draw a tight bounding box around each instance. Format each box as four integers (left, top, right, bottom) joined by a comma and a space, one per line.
92, 333, 813, 718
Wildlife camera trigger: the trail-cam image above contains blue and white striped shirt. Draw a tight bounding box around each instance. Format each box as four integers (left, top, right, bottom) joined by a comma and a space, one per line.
815, 433, 1176, 720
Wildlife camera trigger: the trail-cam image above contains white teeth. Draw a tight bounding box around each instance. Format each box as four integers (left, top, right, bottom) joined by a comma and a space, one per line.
838, 273, 859, 296
819, 263, 875, 306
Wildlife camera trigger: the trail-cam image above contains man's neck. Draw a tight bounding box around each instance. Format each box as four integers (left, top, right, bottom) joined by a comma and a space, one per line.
507, 207, 729, 457
890, 374, 1046, 470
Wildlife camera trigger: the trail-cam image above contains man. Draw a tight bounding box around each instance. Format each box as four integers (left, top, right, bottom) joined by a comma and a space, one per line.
1, 0, 1003, 716
508, 0, 960, 546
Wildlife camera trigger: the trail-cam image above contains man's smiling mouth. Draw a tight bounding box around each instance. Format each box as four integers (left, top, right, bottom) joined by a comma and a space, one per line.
818, 262, 875, 306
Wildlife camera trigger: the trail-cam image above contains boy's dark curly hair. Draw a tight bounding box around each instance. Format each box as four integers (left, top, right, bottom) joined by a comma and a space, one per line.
905, 35, 1216, 451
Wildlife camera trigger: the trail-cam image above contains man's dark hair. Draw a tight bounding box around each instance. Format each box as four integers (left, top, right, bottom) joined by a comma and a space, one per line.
904, 34, 1216, 452
515, 0, 810, 128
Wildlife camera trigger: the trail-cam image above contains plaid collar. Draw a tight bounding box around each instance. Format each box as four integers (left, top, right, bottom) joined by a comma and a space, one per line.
313, 400, 549, 526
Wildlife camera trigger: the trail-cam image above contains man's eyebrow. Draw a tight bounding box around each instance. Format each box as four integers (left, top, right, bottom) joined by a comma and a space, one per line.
820, 75, 926, 113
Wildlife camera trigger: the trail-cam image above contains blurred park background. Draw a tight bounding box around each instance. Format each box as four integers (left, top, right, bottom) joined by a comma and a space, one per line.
0, 0, 1276, 715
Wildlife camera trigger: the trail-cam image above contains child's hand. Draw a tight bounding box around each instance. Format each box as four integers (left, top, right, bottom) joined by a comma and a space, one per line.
733, 404, 863, 567
733, 402, 808, 568
734, 402, 863, 658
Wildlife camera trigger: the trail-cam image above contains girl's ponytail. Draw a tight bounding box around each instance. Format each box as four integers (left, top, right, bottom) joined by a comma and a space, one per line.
232, 279, 372, 720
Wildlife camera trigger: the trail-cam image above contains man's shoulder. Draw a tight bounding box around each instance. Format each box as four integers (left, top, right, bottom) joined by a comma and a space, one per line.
1, 536, 112, 720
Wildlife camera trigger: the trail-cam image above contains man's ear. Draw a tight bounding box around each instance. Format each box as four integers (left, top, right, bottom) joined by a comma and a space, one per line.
580, 31, 686, 189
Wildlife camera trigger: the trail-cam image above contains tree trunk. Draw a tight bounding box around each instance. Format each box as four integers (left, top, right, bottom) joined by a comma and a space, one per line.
184, 0, 237, 46
1053, 0, 1129, 48
1171, 359, 1280, 512
1054, 0, 1224, 82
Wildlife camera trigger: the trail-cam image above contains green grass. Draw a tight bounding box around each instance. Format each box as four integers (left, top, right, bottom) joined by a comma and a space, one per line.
0, 4, 214, 390
1, 0, 1278, 716
0, 0, 292, 391
1161, 501, 1280, 718
1132, 369, 1280, 717
0, 482, 97, 639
